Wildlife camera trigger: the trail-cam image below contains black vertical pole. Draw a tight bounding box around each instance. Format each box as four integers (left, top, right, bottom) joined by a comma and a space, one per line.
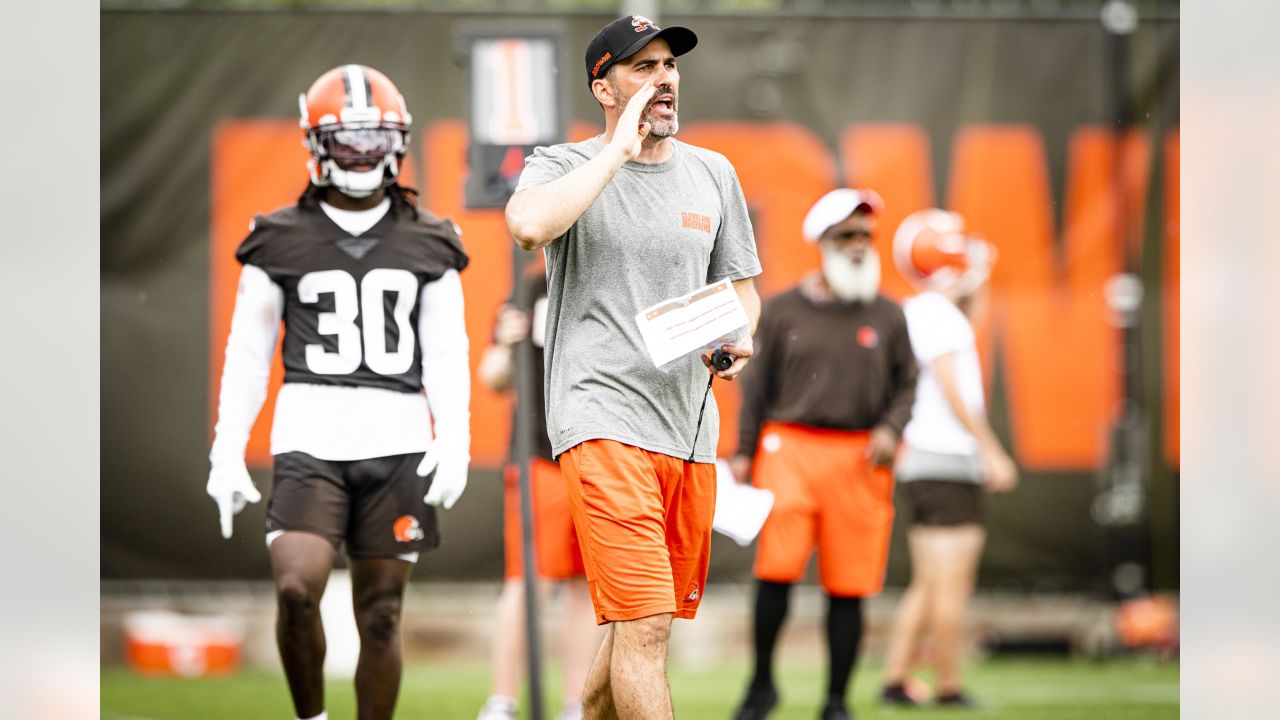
512, 246, 545, 720
1098, 0, 1152, 601
459, 25, 568, 717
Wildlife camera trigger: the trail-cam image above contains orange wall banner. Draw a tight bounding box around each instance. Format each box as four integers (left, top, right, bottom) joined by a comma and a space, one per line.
950, 126, 1150, 468
209, 120, 304, 467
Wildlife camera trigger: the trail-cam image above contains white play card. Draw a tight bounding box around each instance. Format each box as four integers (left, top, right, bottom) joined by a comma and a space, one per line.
712, 459, 775, 546
635, 279, 750, 371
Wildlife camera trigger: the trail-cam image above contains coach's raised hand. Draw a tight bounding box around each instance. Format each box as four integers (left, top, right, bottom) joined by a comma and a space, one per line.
507, 75, 664, 251
609, 80, 656, 162
206, 460, 262, 539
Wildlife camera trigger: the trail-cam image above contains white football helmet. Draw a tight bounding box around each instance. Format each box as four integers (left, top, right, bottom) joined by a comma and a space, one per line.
893, 208, 995, 296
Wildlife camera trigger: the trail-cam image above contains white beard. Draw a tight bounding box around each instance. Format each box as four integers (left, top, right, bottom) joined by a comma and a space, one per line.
822, 247, 880, 303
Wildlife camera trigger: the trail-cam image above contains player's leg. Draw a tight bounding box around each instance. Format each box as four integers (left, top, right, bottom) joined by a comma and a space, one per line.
479, 464, 533, 720
581, 624, 617, 720
349, 555, 414, 720
536, 456, 599, 720
902, 479, 986, 703
480, 578, 527, 719
344, 451, 441, 720
609, 612, 674, 720
923, 524, 984, 700
881, 484, 932, 705
880, 536, 932, 703
558, 579, 598, 719
270, 532, 337, 720
266, 452, 351, 720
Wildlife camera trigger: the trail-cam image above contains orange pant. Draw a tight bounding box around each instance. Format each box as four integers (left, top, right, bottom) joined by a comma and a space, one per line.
503, 457, 585, 580
752, 422, 896, 597
559, 439, 716, 625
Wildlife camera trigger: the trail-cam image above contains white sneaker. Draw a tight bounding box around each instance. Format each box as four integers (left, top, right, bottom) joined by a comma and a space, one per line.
555, 701, 583, 720
476, 696, 518, 720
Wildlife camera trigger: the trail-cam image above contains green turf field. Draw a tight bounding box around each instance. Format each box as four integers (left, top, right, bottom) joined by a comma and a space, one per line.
102, 657, 1177, 719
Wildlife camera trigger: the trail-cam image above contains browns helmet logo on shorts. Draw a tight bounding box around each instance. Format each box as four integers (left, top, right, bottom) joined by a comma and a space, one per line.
393, 515, 425, 543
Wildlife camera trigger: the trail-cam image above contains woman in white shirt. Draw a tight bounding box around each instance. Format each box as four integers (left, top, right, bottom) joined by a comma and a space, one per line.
879, 209, 1017, 708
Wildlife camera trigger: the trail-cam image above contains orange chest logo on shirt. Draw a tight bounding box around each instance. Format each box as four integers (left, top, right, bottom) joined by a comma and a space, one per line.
393, 515, 425, 543
681, 212, 712, 233
857, 326, 879, 349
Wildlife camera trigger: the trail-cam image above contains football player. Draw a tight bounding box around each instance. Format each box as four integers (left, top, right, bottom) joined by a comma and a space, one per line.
206, 65, 470, 720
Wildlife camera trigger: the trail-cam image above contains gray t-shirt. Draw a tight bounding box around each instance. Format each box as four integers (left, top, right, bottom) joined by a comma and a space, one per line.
515, 136, 761, 463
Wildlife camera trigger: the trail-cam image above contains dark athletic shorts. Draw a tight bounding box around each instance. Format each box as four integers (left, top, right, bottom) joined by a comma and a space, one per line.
266, 451, 439, 558
898, 480, 985, 527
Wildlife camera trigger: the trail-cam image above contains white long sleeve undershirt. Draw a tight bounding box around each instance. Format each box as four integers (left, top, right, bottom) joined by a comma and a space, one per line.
209, 265, 471, 463
209, 264, 282, 465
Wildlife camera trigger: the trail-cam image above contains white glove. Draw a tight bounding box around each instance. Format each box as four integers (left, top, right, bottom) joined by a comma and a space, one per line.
206, 460, 262, 539
419, 446, 469, 510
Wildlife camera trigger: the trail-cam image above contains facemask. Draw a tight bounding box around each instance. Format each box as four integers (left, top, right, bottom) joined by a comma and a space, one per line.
322, 158, 394, 198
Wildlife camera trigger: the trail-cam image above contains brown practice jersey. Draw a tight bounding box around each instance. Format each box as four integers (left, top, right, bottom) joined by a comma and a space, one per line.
235, 197, 468, 394
737, 284, 919, 456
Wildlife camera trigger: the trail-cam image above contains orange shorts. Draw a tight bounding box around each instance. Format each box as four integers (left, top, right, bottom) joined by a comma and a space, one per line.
751, 422, 896, 597
503, 458, 585, 581
559, 439, 716, 625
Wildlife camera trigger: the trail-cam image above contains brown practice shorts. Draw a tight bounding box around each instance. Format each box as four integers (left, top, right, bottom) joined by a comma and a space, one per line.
558, 439, 716, 624
751, 422, 895, 597
503, 457, 586, 580
267, 451, 439, 558
897, 479, 986, 527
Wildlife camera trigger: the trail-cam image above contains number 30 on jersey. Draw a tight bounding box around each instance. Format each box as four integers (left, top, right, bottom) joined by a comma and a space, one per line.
298, 268, 418, 376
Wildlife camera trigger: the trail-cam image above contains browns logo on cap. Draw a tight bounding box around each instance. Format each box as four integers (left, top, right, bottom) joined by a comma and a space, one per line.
584, 15, 698, 89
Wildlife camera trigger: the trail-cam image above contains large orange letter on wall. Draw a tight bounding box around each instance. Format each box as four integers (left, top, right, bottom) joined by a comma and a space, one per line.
679, 122, 836, 455
841, 123, 935, 303
843, 124, 1160, 470
949, 126, 1149, 469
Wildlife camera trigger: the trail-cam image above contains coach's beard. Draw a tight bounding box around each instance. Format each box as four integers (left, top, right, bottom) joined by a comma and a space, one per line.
822, 247, 880, 303
616, 83, 679, 138
644, 104, 679, 138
